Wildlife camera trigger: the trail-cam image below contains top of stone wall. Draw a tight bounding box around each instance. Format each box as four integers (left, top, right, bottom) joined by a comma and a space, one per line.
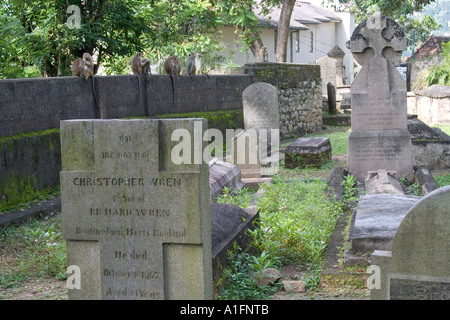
244, 62, 321, 89
415, 84, 450, 98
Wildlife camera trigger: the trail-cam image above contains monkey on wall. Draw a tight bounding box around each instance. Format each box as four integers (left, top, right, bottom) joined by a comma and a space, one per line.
71, 52, 94, 78
164, 55, 181, 75
163, 55, 181, 104
71, 53, 98, 107
131, 52, 152, 110
185, 53, 196, 76
131, 52, 151, 75
259, 46, 269, 62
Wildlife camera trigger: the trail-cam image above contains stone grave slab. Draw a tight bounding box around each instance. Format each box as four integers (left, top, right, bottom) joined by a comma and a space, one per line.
370, 186, 450, 300
347, 193, 420, 257
60, 119, 212, 300
284, 137, 331, 169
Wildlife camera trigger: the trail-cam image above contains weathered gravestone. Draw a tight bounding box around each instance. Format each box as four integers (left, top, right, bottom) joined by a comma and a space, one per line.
235, 82, 279, 178
60, 119, 212, 300
327, 82, 337, 115
370, 186, 450, 300
347, 12, 414, 183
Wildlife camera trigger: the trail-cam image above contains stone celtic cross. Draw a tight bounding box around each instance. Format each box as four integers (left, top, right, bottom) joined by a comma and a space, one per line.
350, 11, 408, 131
347, 12, 413, 183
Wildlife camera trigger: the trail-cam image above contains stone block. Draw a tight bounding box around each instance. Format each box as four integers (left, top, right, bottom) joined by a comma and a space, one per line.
284, 137, 331, 169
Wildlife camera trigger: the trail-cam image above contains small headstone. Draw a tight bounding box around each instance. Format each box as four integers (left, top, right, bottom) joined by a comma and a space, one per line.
327, 82, 337, 115
365, 170, 404, 195
236, 82, 280, 178
347, 12, 414, 183
284, 137, 331, 169
61, 119, 212, 300
370, 186, 450, 300
242, 82, 279, 132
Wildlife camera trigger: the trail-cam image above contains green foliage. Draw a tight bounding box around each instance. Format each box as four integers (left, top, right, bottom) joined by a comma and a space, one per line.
0, 0, 228, 78
217, 243, 281, 300
341, 174, 358, 202
425, 41, 450, 86
435, 173, 450, 187
217, 178, 345, 298
253, 178, 343, 265
216, 187, 255, 208
0, 217, 67, 289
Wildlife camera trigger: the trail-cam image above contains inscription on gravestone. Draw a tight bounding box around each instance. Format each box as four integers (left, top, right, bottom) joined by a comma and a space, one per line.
60, 119, 212, 300
389, 276, 450, 300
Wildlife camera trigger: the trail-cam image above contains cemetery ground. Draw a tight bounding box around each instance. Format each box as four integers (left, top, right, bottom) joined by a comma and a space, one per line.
1, 125, 450, 300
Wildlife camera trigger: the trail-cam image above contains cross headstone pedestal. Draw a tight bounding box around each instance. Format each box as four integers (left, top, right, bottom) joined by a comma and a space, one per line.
61, 119, 212, 300
347, 12, 413, 183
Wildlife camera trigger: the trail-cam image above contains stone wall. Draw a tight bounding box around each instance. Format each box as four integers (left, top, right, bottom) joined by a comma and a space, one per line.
244, 63, 323, 137
414, 85, 450, 125
0, 75, 251, 138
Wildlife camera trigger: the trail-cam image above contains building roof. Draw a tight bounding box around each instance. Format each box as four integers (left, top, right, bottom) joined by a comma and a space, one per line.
406, 35, 450, 61
255, 1, 341, 30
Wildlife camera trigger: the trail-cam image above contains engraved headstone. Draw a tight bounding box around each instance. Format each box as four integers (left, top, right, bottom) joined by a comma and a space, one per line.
242, 82, 279, 132
347, 12, 414, 183
236, 82, 280, 178
60, 119, 212, 300
370, 186, 450, 300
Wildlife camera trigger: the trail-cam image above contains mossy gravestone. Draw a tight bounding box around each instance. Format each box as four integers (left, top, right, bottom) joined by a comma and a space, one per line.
60, 119, 212, 300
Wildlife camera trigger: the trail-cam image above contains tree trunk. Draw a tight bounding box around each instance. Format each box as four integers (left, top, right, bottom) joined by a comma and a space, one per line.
248, 31, 265, 62
276, 0, 296, 62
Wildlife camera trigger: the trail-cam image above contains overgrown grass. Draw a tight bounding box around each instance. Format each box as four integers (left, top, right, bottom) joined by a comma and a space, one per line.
217, 176, 344, 299
304, 126, 351, 156
435, 173, 450, 187
0, 216, 66, 292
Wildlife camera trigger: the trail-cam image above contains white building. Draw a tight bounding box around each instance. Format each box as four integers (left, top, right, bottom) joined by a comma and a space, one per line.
219, 1, 355, 84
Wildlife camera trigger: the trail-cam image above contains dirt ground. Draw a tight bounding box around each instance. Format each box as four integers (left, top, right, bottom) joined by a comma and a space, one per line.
0, 265, 369, 300
0, 277, 67, 300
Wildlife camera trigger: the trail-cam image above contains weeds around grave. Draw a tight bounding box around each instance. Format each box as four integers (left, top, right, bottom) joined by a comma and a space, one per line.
0, 216, 66, 292
217, 177, 345, 299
